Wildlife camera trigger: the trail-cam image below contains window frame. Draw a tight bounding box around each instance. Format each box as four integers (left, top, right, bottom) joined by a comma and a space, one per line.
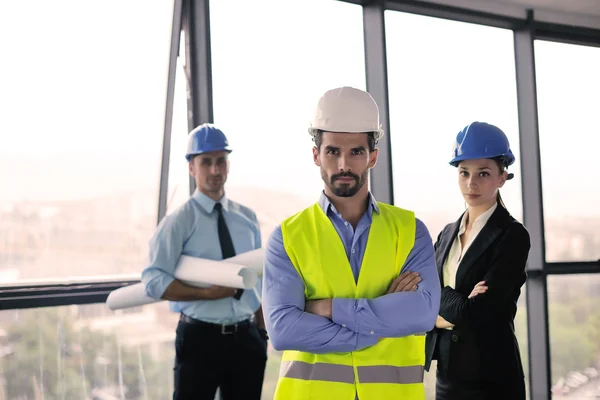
2, 2, 600, 400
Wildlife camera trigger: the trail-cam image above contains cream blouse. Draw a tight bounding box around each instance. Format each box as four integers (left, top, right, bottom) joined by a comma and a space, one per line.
442, 202, 497, 329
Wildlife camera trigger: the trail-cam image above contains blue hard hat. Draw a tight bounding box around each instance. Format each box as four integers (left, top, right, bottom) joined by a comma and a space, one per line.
449, 122, 515, 167
185, 123, 232, 161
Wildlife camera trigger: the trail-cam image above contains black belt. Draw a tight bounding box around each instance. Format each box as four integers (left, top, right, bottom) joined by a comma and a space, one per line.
179, 313, 254, 334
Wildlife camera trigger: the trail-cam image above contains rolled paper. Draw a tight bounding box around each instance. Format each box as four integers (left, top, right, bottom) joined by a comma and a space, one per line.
106, 248, 264, 310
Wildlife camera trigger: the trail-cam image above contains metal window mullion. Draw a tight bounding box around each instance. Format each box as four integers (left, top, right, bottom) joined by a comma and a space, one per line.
514, 20, 551, 400
546, 261, 600, 275
182, 0, 214, 195
0, 281, 138, 310
363, 0, 393, 205
157, 0, 184, 224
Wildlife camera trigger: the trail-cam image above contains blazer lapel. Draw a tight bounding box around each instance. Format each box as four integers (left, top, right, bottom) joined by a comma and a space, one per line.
454, 205, 510, 288
435, 214, 463, 285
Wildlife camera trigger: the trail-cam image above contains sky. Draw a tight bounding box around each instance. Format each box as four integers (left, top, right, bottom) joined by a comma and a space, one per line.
1, 0, 599, 229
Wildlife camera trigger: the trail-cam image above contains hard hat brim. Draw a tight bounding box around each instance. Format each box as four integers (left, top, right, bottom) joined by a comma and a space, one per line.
185, 147, 232, 161
449, 154, 515, 167
308, 127, 384, 141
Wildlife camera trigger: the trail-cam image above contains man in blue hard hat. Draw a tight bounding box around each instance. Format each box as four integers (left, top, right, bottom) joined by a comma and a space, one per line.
141, 123, 267, 400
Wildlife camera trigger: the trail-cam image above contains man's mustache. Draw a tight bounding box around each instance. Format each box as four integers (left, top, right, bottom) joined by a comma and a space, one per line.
331, 172, 359, 183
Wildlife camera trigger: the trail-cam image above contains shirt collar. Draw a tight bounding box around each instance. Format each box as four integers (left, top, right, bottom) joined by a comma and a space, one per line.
459, 202, 497, 234
192, 188, 229, 213
318, 191, 380, 217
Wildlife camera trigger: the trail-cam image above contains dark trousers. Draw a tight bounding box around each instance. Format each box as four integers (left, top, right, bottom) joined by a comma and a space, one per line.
436, 370, 526, 400
434, 331, 526, 400
173, 316, 268, 400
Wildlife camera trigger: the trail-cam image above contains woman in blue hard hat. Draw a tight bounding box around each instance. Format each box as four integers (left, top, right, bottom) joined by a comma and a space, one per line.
424, 121, 530, 400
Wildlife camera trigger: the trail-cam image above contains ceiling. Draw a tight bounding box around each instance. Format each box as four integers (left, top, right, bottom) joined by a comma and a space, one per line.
414, 0, 600, 30
496, 0, 600, 17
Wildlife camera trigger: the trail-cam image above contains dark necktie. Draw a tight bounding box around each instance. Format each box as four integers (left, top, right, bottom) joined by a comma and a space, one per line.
214, 202, 243, 299
214, 202, 236, 258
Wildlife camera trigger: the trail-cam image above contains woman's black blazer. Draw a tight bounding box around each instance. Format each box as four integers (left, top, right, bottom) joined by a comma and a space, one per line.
424, 204, 531, 383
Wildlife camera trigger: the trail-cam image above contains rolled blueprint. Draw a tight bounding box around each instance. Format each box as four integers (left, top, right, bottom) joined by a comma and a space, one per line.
106, 283, 156, 310
106, 248, 265, 311
174, 255, 257, 289
222, 247, 265, 277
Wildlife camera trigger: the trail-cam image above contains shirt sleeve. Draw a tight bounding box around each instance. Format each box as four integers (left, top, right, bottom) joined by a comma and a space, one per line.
246, 210, 263, 310
262, 226, 379, 354
331, 218, 441, 337
140, 207, 193, 300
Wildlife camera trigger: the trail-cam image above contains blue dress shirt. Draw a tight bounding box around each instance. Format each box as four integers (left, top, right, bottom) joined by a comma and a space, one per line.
141, 189, 262, 324
262, 191, 441, 354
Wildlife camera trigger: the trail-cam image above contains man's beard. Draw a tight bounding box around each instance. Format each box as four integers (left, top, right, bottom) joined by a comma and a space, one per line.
322, 170, 368, 197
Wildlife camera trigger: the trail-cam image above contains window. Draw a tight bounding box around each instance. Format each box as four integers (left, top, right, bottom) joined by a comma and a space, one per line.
535, 40, 600, 263
0, 304, 176, 398
548, 274, 600, 397
209, 0, 365, 396
0, 0, 174, 282
166, 42, 193, 215
386, 12, 523, 236
515, 285, 530, 398
385, 11, 526, 397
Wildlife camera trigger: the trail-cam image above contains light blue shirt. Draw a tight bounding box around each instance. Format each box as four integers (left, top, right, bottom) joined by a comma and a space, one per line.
141, 189, 262, 324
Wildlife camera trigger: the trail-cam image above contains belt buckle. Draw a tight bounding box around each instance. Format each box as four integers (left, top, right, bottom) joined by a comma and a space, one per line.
221, 323, 237, 335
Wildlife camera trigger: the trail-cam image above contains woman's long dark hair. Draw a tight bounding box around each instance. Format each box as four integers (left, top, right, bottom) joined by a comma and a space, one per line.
492, 156, 509, 209
497, 191, 507, 209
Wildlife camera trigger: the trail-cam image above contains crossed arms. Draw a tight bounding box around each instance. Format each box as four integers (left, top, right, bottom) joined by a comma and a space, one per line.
262, 219, 441, 354
434, 223, 530, 329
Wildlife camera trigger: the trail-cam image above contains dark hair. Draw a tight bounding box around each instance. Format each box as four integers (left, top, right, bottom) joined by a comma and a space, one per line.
313, 130, 377, 152
491, 156, 509, 209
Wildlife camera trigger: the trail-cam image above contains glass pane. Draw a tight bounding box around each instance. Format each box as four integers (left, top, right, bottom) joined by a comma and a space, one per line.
166, 52, 192, 215
535, 40, 600, 263
0, 304, 175, 398
515, 285, 530, 398
0, 1, 174, 282
209, 0, 365, 397
548, 274, 600, 397
385, 11, 526, 398
386, 11, 523, 236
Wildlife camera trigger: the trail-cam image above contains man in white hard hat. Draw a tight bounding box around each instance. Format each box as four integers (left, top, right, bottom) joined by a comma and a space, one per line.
262, 87, 441, 400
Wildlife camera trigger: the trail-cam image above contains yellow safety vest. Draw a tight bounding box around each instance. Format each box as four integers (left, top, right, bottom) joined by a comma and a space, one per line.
275, 202, 426, 400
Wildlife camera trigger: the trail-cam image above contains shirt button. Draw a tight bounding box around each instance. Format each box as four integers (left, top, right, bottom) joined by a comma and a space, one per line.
342, 324, 347, 328
370, 330, 375, 335
344, 221, 349, 226
351, 248, 355, 254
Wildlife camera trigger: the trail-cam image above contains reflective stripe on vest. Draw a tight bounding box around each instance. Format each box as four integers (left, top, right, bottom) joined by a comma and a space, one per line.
357, 365, 424, 384
280, 361, 354, 384
280, 360, 424, 384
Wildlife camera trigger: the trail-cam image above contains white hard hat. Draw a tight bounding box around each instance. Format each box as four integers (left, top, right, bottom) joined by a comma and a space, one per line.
308, 86, 384, 142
